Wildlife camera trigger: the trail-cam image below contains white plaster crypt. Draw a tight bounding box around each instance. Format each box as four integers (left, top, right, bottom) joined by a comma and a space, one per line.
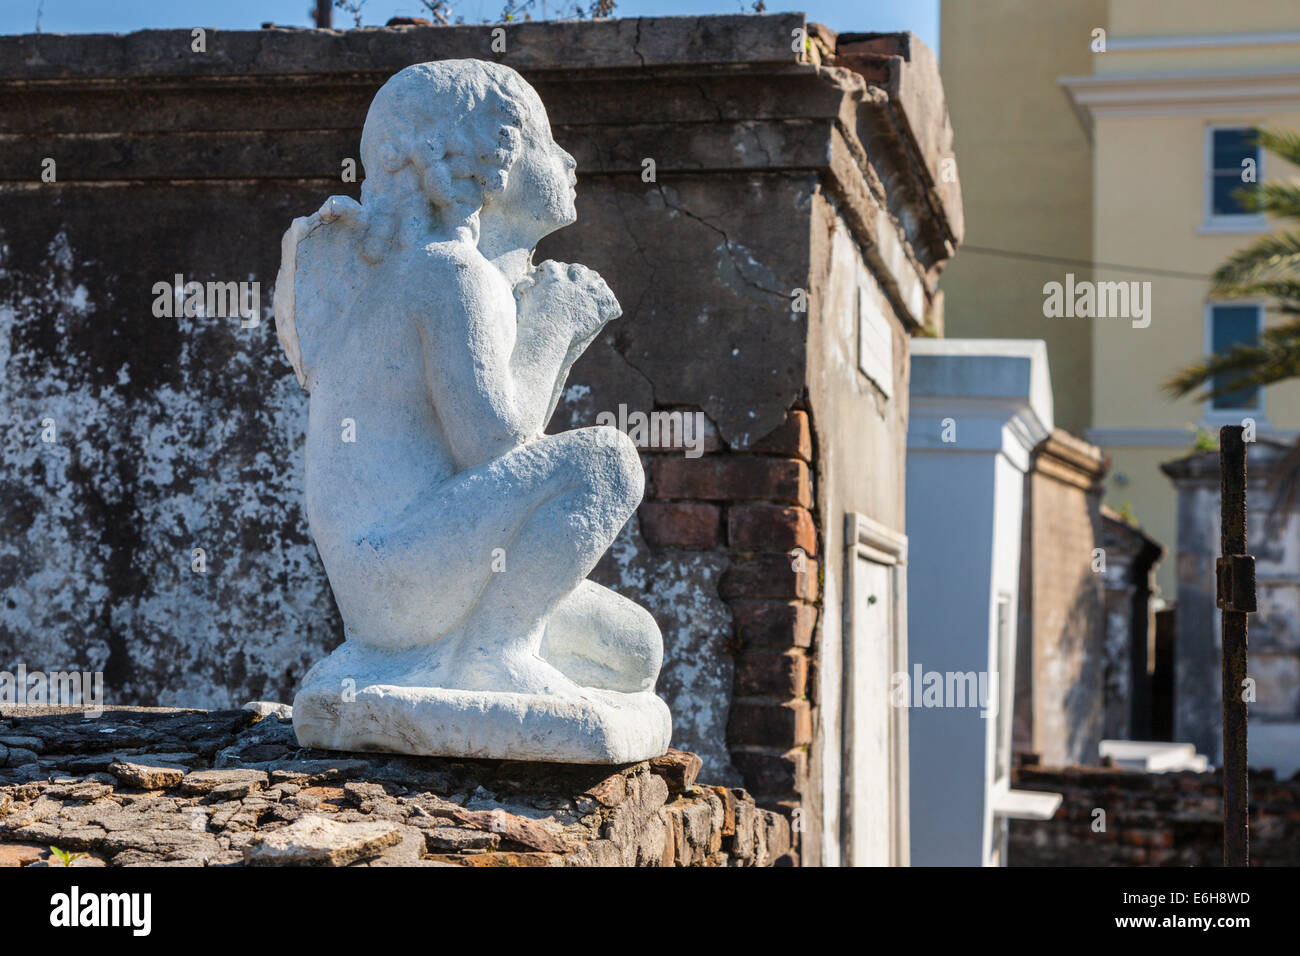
273, 60, 671, 763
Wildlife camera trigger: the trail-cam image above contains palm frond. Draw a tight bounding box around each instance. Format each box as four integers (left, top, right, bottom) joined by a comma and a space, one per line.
1161, 331, 1300, 400
1262, 315, 1300, 342
1235, 182, 1300, 221
1212, 231, 1300, 290
1209, 278, 1300, 308
1253, 128, 1300, 169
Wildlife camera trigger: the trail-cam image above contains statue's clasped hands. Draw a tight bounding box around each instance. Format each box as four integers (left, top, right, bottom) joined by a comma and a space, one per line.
516, 259, 621, 342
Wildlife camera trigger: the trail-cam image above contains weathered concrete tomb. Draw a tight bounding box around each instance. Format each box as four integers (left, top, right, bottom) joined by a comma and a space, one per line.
1162, 440, 1300, 780
0, 14, 961, 865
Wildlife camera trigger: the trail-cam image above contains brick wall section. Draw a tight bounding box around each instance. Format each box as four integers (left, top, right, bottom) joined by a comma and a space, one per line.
1015, 430, 1107, 766
1009, 764, 1300, 866
639, 408, 817, 859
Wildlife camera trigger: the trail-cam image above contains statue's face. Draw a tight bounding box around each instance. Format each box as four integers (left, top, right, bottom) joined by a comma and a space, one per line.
494, 96, 577, 235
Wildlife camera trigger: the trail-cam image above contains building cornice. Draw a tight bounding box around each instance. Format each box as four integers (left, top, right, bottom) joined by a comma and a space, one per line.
1032, 429, 1107, 491
1106, 31, 1300, 53
1059, 67, 1300, 132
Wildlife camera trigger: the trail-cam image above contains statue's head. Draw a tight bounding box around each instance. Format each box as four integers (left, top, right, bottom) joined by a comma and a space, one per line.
360, 60, 576, 246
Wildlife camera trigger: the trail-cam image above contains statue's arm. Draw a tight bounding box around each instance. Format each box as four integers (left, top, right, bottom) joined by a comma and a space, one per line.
510, 305, 592, 436
513, 260, 621, 432
415, 254, 537, 470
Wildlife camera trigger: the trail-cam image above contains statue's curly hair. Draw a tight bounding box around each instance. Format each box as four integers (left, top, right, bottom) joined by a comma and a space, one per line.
356, 60, 532, 261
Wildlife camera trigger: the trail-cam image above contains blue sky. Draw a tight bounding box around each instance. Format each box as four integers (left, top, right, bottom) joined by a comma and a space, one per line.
2, 1, 939, 53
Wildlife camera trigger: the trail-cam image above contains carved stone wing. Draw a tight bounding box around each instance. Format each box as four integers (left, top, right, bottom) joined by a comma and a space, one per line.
272, 195, 370, 391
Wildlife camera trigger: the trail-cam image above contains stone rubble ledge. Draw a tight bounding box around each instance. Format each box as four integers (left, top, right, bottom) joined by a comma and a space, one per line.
0, 707, 793, 867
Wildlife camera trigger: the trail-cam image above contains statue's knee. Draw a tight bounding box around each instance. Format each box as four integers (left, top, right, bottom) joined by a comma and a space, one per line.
626, 600, 664, 678
585, 425, 644, 504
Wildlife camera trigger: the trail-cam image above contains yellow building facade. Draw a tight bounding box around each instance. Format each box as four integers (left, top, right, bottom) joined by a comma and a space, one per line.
941, 0, 1300, 595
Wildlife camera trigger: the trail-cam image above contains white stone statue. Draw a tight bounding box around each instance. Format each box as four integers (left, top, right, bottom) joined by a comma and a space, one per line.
273, 60, 671, 763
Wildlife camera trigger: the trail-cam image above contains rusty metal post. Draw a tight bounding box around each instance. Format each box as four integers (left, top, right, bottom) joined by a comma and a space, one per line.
1217, 425, 1253, 867
314, 0, 333, 29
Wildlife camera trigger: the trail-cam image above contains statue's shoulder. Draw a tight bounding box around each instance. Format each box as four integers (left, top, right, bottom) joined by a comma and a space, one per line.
415, 236, 487, 273
405, 237, 506, 302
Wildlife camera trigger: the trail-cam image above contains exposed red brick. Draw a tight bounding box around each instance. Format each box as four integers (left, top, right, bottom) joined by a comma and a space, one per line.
449, 808, 572, 854
736, 649, 808, 698
829, 52, 891, 84
728, 502, 817, 555
721, 554, 818, 602
648, 749, 703, 794
584, 775, 626, 809
0, 844, 47, 867
749, 410, 812, 462
707, 785, 737, 835
637, 501, 721, 549
728, 699, 812, 748
668, 807, 688, 866
730, 600, 817, 649
837, 36, 906, 57
1009, 767, 1300, 866
660, 809, 677, 867
649, 456, 810, 507
731, 748, 807, 794
1147, 829, 1174, 848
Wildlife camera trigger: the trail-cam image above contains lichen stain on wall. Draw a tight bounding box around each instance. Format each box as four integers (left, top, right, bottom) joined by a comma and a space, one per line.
593, 520, 741, 786
0, 229, 342, 709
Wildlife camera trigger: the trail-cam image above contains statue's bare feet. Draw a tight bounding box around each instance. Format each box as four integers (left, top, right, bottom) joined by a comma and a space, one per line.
541, 580, 663, 693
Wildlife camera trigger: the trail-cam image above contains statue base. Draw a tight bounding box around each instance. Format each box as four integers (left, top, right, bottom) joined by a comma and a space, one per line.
293, 675, 672, 765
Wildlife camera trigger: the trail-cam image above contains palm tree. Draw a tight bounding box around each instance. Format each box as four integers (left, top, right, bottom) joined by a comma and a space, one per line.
1163, 129, 1300, 508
